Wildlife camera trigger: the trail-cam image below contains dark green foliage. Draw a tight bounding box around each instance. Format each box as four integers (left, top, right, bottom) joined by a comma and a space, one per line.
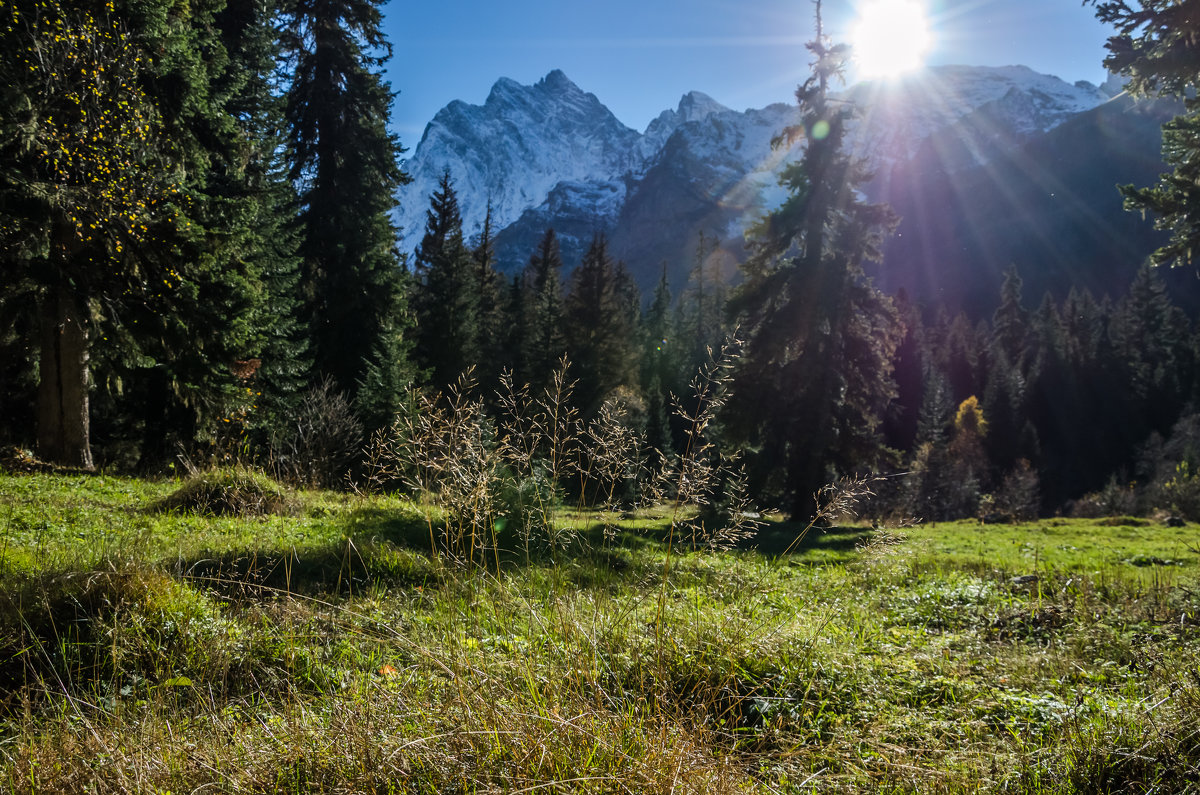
640, 264, 679, 459
212, 0, 310, 447
881, 290, 925, 452
472, 202, 506, 390
678, 230, 730, 374
518, 228, 568, 391
981, 349, 1036, 479
726, 6, 903, 511
563, 234, 640, 415
0, 0, 285, 468
412, 172, 480, 390
1089, 0, 1200, 269
1112, 263, 1193, 429
283, 0, 411, 417
992, 266, 1031, 369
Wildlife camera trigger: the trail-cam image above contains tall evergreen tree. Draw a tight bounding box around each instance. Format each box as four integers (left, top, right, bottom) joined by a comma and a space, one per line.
678, 230, 729, 372
1088, 0, 1200, 269
283, 0, 410, 416
725, 2, 903, 510
1, 0, 275, 467
217, 0, 309, 439
883, 289, 926, 453
520, 228, 567, 390
640, 264, 678, 459
471, 201, 505, 388
992, 265, 1031, 371
1112, 263, 1192, 436
563, 233, 640, 414
411, 172, 479, 389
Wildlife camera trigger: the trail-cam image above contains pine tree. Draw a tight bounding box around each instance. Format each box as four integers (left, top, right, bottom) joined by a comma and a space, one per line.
283, 0, 410, 416
725, 2, 903, 510
108, 0, 310, 467
883, 289, 926, 453
640, 264, 678, 459
215, 0, 309, 442
992, 265, 1031, 370
1112, 263, 1192, 436
1, 1, 178, 467
411, 172, 479, 389
939, 312, 983, 403
471, 201, 505, 389
678, 231, 729, 372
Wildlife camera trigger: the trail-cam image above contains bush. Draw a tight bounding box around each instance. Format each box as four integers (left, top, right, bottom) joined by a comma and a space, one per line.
1070, 475, 1138, 519
1159, 461, 1200, 521
270, 378, 363, 489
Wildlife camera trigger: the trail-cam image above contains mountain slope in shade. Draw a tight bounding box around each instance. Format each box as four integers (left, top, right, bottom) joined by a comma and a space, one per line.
875, 94, 1187, 315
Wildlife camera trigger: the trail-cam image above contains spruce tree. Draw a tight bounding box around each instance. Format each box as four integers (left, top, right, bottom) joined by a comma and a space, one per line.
640, 264, 678, 459
471, 201, 505, 389
1, 0, 276, 467
883, 289, 926, 453
283, 0, 410, 417
678, 231, 729, 372
992, 265, 1031, 370
1112, 263, 1191, 436
520, 228, 567, 390
411, 172, 479, 389
1088, 0, 1200, 268
563, 234, 640, 414
725, 2, 903, 510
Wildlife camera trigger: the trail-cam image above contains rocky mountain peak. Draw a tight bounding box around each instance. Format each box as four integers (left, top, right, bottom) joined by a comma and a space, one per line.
401, 64, 1123, 283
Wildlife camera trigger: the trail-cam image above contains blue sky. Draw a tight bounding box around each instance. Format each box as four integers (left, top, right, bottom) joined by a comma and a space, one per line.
384, 0, 1115, 142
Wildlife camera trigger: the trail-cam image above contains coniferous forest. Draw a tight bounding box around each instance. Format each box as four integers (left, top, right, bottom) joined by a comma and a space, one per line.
3, 0, 1200, 523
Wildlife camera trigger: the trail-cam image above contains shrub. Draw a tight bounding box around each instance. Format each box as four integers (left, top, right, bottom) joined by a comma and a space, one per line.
1159, 461, 1200, 521
1070, 475, 1138, 518
270, 377, 363, 490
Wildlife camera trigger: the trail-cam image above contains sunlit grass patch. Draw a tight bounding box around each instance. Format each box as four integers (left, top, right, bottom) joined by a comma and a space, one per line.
1, 473, 1200, 792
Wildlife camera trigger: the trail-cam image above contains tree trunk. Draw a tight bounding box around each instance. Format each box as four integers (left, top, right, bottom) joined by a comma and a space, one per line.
37, 284, 94, 469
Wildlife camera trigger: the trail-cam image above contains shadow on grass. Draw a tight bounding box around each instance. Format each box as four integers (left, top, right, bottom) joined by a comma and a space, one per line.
750, 522, 875, 561
174, 506, 442, 599
164, 507, 874, 602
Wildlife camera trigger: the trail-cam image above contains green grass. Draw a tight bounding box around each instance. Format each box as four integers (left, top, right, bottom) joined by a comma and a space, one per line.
1, 472, 1199, 793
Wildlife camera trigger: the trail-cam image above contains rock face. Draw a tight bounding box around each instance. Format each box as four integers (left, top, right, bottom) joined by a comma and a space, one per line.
399, 66, 1154, 304
396, 69, 642, 248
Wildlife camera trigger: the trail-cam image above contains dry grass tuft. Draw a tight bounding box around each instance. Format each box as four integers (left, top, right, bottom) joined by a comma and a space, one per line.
149, 468, 295, 516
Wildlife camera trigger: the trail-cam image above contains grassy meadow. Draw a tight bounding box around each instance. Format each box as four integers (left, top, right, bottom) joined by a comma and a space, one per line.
1, 471, 1198, 793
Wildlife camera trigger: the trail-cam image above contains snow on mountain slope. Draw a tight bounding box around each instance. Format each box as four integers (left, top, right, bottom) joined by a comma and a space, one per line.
637, 91, 733, 162
840, 65, 1114, 167
396, 70, 642, 252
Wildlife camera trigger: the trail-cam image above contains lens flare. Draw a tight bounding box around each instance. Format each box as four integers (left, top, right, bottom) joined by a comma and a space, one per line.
851, 0, 932, 80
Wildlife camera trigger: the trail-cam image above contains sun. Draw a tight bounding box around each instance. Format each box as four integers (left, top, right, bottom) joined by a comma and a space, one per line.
850, 0, 932, 80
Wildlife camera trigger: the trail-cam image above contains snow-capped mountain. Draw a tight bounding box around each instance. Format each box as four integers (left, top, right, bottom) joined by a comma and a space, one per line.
399, 65, 1123, 287
396, 69, 642, 247
841, 65, 1112, 166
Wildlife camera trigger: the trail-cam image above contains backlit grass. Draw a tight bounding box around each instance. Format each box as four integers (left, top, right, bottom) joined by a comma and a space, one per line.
1, 472, 1198, 793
